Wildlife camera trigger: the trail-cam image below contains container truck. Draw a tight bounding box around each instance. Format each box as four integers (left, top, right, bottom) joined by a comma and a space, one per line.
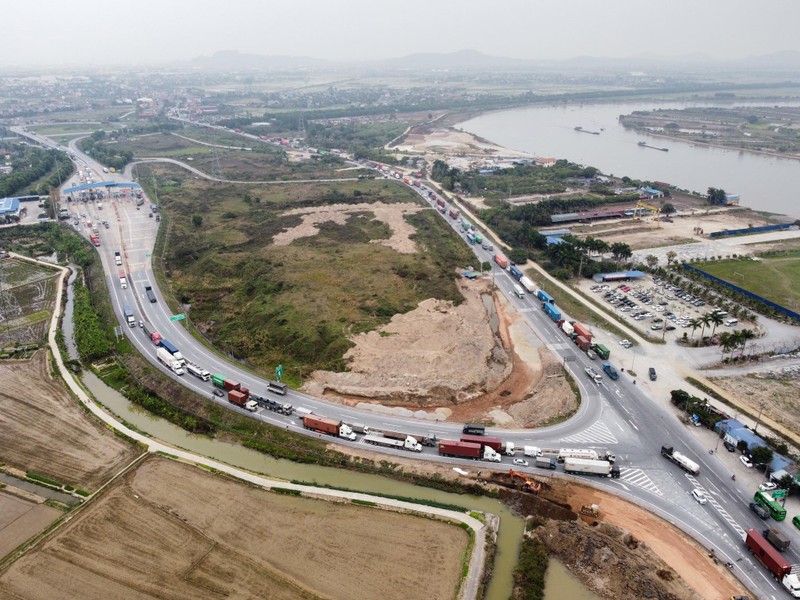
462, 423, 486, 435
303, 415, 356, 441
438, 440, 501, 462
602, 363, 619, 380
158, 339, 185, 365
508, 265, 523, 280
185, 363, 211, 381
253, 395, 293, 415
474, 233, 483, 244
266, 380, 288, 395
380, 429, 437, 447
114, 251, 122, 266
448, 209, 458, 219
537, 290, 554, 304
744, 529, 800, 597
118, 270, 127, 289
461, 435, 514, 456
436, 197, 445, 208
493, 254, 508, 269
558, 448, 616, 463
519, 276, 535, 294
535, 456, 557, 470
763, 528, 791, 552
142, 322, 161, 345
156, 347, 184, 375
543, 303, 561, 321
466, 232, 476, 244
123, 304, 136, 327
564, 458, 620, 478
523, 446, 542, 457
228, 389, 258, 412
90, 234, 100, 247
144, 285, 156, 303
347, 423, 370, 434
576, 336, 591, 351
591, 343, 610, 360
513, 284, 525, 298
573, 323, 592, 341
561, 321, 575, 337
661, 444, 700, 475
364, 434, 422, 452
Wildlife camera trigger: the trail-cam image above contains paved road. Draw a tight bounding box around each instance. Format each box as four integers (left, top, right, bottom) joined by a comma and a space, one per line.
13, 124, 794, 598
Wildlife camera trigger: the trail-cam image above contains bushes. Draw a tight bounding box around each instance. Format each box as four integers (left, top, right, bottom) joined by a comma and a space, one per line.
512, 537, 550, 600
73, 281, 111, 362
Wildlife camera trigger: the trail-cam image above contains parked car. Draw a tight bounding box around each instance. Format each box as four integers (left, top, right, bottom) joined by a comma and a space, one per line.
750, 502, 769, 519
648, 368, 657, 381
740, 455, 754, 468
723, 441, 737, 452
691, 489, 708, 505
759, 481, 778, 492
793, 515, 800, 530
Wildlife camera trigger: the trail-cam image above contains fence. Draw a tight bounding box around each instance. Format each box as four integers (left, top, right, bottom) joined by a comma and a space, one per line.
682, 263, 800, 321
708, 223, 792, 239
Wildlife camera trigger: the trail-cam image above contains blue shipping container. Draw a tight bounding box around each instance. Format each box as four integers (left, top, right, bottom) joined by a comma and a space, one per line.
543, 303, 561, 321
537, 290, 554, 304
159, 338, 179, 354
509, 266, 523, 280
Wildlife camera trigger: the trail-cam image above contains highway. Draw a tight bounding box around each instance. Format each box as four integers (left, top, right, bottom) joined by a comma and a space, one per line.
14, 125, 796, 598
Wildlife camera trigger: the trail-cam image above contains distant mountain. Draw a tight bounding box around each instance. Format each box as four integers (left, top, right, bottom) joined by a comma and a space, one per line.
187, 50, 326, 71
377, 49, 534, 70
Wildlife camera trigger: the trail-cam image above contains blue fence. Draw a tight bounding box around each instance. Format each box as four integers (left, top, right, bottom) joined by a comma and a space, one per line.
708, 223, 792, 239
682, 263, 800, 321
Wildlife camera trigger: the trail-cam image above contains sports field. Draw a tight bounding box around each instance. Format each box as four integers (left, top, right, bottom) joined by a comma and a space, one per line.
698, 252, 800, 309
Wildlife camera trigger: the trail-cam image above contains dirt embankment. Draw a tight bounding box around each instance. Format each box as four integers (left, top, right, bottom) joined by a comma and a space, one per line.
0, 351, 142, 490
305, 276, 574, 425
711, 370, 800, 434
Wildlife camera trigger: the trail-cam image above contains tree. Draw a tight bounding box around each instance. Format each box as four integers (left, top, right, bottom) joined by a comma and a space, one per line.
709, 311, 725, 335
645, 254, 659, 269
192, 214, 203, 227
610, 242, 632, 266
739, 328, 756, 355
666, 250, 677, 265
699, 314, 712, 338
481, 261, 491, 273
509, 248, 528, 264
706, 187, 727, 206
661, 202, 676, 214
750, 445, 774, 467
689, 318, 702, 339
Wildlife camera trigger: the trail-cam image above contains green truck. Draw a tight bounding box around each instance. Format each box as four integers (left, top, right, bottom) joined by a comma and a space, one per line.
591, 343, 610, 360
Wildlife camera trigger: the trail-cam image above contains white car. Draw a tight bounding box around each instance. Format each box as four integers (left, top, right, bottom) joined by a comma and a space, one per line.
691, 489, 708, 505
513, 458, 529, 467
759, 481, 778, 492
740, 455, 754, 468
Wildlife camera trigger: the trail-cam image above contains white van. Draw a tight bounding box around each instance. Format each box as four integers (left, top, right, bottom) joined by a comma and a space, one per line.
513, 284, 525, 298
725, 318, 739, 327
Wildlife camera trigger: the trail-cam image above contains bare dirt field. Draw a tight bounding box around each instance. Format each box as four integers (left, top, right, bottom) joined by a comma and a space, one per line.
0, 351, 141, 490
0, 491, 60, 559
0, 457, 468, 600
710, 372, 800, 434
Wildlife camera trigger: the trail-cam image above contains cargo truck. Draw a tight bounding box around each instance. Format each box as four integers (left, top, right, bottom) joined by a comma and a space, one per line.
380, 429, 437, 447
474, 233, 483, 244
266, 380, 288, 395
508, 265, 523, 280
211, 374, 241, 392
561, 321, 575, 337
142, 322, 161, 345
576, 336, 591, 351
535, 456, 557, 470
558, 448, 616, 463
513, 284, 525, 298
537, 290, 554, 304
744, 529, 800, 597
564, 457, 620, 478
252, 395, 293, 416
523, 446, 542, 457
118, 270, 127, 289
144, 285, 156, 303
763, 528, 791, 552
114, 251, 122, 266
573, 323, 592, 341
347, 423, 370, 434
185, 363, 211, 381
461, 434, 515, 456
303, 415, 356, 441
158, 339, 185, 365
519, 276, 535, 294
661, 444, 700, 475
123, 304, 136, 327
438, 440, 501, 462
90, 234, 100, 247
462, 423, 486, 435
591, 343, 610, 360
543, 303, 562, 321
228, 389, 258, 412
466, 232, 476, 244
364, 434, 422, 452
156, 347, 184, 375
494, 254, 509, 269
602, 363, 619, 380
448, 209, 458, 219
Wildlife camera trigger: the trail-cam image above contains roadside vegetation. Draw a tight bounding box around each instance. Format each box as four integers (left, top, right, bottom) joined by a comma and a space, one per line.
0, 144, 73, 199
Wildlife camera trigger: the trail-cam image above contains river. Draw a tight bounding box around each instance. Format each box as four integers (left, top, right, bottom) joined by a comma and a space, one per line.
460, 101, 800, 219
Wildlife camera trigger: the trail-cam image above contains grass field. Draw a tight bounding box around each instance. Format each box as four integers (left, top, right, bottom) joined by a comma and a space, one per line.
697, 253, 800, 310
143, 163, 474, 382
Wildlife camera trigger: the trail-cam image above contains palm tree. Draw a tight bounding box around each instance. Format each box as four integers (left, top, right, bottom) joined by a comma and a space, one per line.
699, 314, 712, 338
689, 318, 702, 339
739, 329, 756, 355
666, 250, 677, 266
709, 311, 724, 335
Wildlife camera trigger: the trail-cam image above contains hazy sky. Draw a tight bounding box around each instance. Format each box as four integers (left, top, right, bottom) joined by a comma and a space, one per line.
4, 0, 800, 67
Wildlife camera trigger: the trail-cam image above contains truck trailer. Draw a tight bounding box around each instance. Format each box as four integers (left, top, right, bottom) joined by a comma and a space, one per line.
156, 347, 184, 375
563, 457, 620, 478
558, 448, 616, 463
591, 343, 610, 360
536, 290, 554, 304
519, 276, 535, 294
763, 528, 791, 552
744, 529, 800, 597
462, 423, 486, 435
303, 415, 356, 441
661, 444, 700, 475
159, 339, 185, 365
508, 265, 523, 280
228, 389, 257, 412
380, 429, 437, 447
438, 440, 501, 462
363, 434, 422, 452
573, 323, 592, 341
576, 335, 591, 351
460, 434, 514, 456
493, 254, 508, 269
142, 322, 161, 345
185, 363, 211, 381
144, 285, 157, 303
123, 304, 136, 328
561, 321, 575, 337
543, 303, 561, 321
535, 456, 557, 470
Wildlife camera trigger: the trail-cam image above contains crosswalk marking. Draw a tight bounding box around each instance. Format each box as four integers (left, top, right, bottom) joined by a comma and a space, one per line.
686, 475, 746, 536
617, 468, 662, 496
560, 420, 618, 445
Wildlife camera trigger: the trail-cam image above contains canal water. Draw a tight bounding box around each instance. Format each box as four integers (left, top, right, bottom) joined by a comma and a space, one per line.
460, 100, 800, 219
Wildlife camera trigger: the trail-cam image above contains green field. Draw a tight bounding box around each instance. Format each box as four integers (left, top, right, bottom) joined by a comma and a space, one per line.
143, 164, 474, 382
697, 253, 800, 309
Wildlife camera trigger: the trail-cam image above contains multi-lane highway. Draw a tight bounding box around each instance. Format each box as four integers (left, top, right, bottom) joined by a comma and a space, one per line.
15, 125, 795, 597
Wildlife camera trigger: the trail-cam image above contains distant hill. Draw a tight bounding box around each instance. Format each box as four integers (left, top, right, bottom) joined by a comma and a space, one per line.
187, 50, 325, 71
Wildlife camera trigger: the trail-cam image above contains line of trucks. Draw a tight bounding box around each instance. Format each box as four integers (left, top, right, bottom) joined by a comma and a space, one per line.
744, 529, 800, 597
536, 291, 611, 361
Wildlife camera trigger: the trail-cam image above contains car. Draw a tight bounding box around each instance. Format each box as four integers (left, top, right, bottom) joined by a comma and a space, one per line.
740, 455, 754, 468
691, 489, 708, 505
723, 441, 737, 452
759, 481, 778, 492
212, 388, 225, 397
513, 458, 529, 467
793, 515, 800, 530
665, 325, 676, 331
651, 324, 663, 330
749, 502, 769, 519
648, 367, 657, 381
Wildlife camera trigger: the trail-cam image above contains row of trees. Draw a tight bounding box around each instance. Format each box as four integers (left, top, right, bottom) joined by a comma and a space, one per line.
0, 145, 73, 198
79, 130, 134, 171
